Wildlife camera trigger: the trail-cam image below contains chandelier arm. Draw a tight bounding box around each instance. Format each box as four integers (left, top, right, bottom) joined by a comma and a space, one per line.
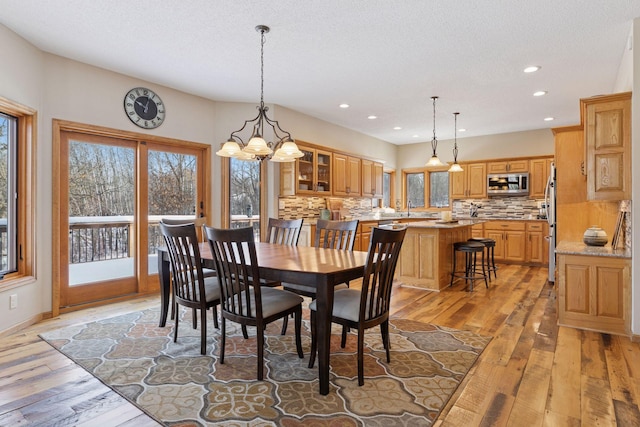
431, 96, 439, 156
262, 114, 294, 143
228, 108, 265, 145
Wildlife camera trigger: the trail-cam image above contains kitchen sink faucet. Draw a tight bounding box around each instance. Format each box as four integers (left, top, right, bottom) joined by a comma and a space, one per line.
407, 200, 412, 217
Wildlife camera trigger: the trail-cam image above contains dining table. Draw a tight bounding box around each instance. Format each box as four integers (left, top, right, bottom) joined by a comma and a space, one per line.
157, 241, 369, 395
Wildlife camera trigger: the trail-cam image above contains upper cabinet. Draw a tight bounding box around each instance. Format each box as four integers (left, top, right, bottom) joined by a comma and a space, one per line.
582, 92, 631, 201
362, 159, 384, 198
450, 162, 487, 199
487, 159, 529, 174
291, 145, 333, 196
529, 157, 554, 199
333, 153, 361, 196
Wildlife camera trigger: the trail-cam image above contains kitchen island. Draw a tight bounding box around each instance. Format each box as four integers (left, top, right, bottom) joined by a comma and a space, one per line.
395, 219, 484, 291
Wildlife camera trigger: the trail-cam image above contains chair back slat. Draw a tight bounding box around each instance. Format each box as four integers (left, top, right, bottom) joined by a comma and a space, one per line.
160, 223, 207, 304
315, 219, 359, 250
266, 218, 303, 246
360, 227, 406, 322
206, 227, 263, 321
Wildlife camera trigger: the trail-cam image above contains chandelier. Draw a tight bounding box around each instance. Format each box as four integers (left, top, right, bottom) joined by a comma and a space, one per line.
425, 96, 445, 167
448, 112, 464, 172
216, 25, 302, 162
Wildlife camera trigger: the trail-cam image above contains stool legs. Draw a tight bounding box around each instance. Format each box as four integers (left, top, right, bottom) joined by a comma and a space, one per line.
450, 242, 488, 291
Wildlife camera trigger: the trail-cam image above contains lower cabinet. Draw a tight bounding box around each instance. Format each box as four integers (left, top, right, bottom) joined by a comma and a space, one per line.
557, 254, 630, 336
526, 222, 548, 264
484, 221, 526, 262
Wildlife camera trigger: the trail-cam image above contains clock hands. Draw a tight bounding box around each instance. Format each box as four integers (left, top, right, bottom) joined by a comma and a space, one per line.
143, 94, 152, 114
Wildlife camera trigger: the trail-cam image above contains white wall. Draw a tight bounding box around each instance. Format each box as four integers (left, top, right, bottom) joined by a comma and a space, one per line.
397, 128, 555, 170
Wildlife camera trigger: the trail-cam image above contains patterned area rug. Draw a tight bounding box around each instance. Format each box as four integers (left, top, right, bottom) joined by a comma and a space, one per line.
40, 306, 490, 426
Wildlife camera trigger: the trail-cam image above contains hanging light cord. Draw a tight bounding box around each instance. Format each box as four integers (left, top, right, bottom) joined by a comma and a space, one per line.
453, 112, 459, 162
431, 96, 438, 156
259, 26, 266, 108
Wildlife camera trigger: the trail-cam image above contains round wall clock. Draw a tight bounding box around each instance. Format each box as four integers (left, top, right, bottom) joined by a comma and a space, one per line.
124, 87, 165, 129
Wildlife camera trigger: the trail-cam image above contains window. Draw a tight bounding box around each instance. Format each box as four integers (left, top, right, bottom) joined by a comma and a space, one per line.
229, 158, 261, 240
403, 167, 449, 209
0, 96, 35, 289
382, 172, 391, 208
0, 113, 17, 275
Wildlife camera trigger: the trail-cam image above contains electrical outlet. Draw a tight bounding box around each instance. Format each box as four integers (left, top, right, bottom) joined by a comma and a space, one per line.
9, 294, 17, 310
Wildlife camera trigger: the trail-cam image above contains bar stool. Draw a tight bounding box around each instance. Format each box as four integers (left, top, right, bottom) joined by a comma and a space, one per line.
450, 241, 488, 291
468, 237, 498, 280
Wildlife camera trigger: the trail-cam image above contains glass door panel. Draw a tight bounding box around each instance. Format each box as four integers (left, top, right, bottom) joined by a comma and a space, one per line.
147, 149, 200, 274
230, 157, 260, 241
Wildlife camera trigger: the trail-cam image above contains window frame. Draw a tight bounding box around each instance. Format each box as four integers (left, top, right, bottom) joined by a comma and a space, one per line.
0, 96, 36, 292
401, 166, 450, 210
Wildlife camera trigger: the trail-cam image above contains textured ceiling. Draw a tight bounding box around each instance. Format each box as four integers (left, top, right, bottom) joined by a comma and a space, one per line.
1, 0, 639, 144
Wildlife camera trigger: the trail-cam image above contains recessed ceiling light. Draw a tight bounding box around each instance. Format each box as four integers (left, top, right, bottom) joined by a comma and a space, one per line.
412, 134, 419, 138
393, 126, 402, 130
459, 128, 466, 132
368, 115, 377, 120
533, 91, 547, 97
339, 103, 350, 108
544, 117, 554, 121
524, 66, 541, 73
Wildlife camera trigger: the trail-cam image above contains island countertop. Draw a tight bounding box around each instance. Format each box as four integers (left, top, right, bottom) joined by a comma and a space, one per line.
556, 241, 631, 259
402, 219, 485, 229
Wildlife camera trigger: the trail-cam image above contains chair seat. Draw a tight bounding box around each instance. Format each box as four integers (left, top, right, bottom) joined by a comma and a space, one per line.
310, 288, 362, 322
201, 277, 221, 302
232, 287, 303, 318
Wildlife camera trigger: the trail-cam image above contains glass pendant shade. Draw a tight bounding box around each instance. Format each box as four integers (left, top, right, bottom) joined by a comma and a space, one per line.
426, 155, 445, 167
279, 140, 304, 157
448, 162, 464, 172
216, 140, 242, 157
245, 135, 273, 155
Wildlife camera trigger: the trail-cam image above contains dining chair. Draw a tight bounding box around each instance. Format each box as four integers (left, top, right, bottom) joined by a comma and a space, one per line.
161, 217, 215, 325
265, 217, 303, 246
205, 226, 304, 380
160, 222, 221, 355
308, 226, 406, 386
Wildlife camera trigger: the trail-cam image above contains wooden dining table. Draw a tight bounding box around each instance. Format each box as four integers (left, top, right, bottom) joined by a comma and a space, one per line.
157, 241, 369, 395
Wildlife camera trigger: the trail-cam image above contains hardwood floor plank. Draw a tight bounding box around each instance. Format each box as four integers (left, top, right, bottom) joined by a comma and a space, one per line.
508, 347, 554, 425
581, 376, 617, 425
604, 335, 639, 406
547, 327, 582, 419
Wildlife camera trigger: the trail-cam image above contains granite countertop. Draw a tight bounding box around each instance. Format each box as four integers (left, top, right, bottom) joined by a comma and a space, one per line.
301, 215, 547, 225
402, 219, 485, 229
555, 241, 631, 259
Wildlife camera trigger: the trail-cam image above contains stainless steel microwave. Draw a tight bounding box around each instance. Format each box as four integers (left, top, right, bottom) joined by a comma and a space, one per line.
487, 173, 529, 196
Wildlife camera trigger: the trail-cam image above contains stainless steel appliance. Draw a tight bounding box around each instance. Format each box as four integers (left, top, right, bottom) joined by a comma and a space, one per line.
487, 173, 529, 196
544, 162, 556, 283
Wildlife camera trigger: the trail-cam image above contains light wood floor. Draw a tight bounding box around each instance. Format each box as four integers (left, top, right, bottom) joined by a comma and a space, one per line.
1, 264, 639, 426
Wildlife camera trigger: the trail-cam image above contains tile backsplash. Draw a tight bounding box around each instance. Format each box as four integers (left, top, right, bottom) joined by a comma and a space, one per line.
278, 196, 374, 219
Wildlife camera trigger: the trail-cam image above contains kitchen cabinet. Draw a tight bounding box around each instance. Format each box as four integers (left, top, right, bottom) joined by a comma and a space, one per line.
449, 162, 487, 199
529, 157, 554, 199
359, 222, 375, 252
557, 254, 629, 336
582, 92, 631, 201
484, 221, 526, 262
333, 153, 361, 196
525, 222, 547, 264
362, 159, 384, 198
471, 223, 484, 239
281, 145, 332, 196
487, 159, 528, 174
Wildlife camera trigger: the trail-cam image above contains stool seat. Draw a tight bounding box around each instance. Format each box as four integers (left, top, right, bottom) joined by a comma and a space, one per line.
450, 241, 488, 291
468, 237, 498, 280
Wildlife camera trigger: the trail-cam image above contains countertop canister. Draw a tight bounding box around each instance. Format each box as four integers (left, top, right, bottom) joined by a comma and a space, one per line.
583, 226, 608, 246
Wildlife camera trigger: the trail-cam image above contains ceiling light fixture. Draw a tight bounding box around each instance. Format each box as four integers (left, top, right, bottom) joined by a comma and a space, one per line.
368, 115, 377, 120
393, 126, 402, 130
216, 25, 302, 163
448, 112, 464, 173
544, 117, 555, 121
339, 103, 350, 108
425, 96, 445, 167
524, 66, 541, 73
533, 91, 547, 97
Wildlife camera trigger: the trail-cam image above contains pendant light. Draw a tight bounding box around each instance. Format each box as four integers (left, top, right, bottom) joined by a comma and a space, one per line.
448, 112, 464, 172
425, 96, 445, 167
216, 25, 303, 162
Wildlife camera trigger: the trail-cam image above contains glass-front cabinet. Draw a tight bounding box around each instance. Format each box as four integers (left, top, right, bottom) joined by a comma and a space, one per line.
296, 146, 332, 195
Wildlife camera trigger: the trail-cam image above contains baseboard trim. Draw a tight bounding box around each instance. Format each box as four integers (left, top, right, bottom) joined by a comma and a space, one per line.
0, 311, 50, 338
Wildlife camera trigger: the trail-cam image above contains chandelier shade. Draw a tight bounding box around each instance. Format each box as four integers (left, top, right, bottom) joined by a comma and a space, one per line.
216, 25, 301, 162
448, 112, 464, 172
425, 96, 445, 167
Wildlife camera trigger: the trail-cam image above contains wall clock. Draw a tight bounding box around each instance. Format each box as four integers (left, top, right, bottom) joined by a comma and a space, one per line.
124, 87, 165, 129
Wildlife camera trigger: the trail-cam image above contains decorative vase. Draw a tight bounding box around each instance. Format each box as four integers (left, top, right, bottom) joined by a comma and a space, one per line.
583, 226, 608, 246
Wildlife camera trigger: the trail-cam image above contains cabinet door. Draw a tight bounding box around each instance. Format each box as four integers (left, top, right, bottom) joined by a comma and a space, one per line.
504, 230, 526, 262
529, 158, 550, 199
373, 162, 384, 198
584, 93, 631, 201
361, 159, 373, 196
296, 147, 316, 194
347, 156, 361, 196
315, 150, 332, 194
487, 162, 508, 174
527, 230, 544, 263
486, 230, 505, 260
466, 163, 487, 198
507, 160, 529, 172
332, 153, 348, 196
449, 168, 467, 199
